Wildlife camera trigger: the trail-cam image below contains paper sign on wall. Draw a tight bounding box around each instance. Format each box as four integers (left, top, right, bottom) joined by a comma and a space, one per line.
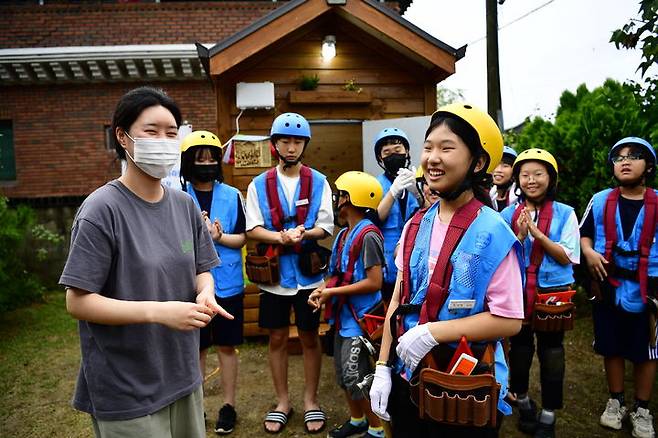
232, 134, 272, 168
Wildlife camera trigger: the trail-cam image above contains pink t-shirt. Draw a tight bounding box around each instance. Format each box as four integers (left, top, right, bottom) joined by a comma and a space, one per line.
395, 217, 524, 319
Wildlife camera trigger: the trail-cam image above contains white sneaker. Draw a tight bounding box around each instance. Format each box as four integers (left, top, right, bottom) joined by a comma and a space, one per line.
600, 398, 628, 430
631, 407, 656, 438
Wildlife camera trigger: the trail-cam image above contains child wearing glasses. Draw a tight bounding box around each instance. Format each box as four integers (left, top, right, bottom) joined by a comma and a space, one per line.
580, 137, 658, 438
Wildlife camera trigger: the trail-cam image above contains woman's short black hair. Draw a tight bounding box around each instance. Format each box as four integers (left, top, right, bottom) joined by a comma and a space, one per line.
110, 86, 182, 159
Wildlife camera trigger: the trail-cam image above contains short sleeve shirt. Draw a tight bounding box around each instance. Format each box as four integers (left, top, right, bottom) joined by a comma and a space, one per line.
395, 217, 524, 319
59, 180, 219, 421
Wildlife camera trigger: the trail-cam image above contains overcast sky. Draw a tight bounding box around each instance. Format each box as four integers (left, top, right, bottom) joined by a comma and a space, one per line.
403, 0, 648, 129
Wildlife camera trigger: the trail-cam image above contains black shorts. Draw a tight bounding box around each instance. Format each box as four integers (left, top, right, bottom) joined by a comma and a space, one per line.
592, 301, 658, 363
199, 292, 244, 350
258, 288, 320, 331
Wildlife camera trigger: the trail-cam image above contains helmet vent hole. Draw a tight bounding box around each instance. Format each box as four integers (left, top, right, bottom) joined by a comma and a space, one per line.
201, 135, 206, 138
296, 124, 301, 128
370, 192, 374, 198
285, 122, 290, 127
464, 105, 472, 109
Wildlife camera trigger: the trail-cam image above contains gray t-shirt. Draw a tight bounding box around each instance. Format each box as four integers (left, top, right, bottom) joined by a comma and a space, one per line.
59, 180, 219, 421
361, 231, 385, 270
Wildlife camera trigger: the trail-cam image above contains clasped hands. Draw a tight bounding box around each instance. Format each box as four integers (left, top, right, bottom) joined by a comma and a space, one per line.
307, 283, 331, 313
280, 224, 305, 245
515, 208, 546, 241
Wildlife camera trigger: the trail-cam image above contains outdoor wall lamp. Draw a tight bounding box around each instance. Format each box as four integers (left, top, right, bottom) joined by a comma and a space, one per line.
321, 35, 336, 60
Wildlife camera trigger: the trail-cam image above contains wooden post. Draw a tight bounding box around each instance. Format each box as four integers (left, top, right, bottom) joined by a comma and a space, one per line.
486, 0, 503, 128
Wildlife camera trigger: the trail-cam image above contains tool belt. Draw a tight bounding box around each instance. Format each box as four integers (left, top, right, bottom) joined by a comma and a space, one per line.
409, 342, 499, 428
298, 241, 331, 277
532, 286, 576, 332
245, 244, 280, 285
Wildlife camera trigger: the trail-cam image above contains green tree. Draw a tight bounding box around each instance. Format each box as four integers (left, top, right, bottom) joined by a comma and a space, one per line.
436, 86, 465, 107
0, 197, 63, 313
514, 79, 657, 216
610, 0, 658, 140
610, 0, 658, 77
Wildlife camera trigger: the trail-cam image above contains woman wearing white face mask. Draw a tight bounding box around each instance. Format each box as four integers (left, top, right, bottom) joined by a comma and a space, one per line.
59, 86, 233, 438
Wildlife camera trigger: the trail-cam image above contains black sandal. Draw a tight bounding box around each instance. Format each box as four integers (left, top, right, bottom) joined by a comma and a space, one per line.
263, 409, 293, 434
303, 409, 327, 434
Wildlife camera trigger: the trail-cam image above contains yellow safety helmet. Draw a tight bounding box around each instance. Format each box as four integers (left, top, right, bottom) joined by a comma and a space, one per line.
513, 148, 558, 174
431, 103, 504, 173
181, 130, 222, 153
415, 166, 426, 180
335, 171, 383, 210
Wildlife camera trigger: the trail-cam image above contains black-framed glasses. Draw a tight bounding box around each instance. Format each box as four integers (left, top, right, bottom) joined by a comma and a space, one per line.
611, 153, 643, 164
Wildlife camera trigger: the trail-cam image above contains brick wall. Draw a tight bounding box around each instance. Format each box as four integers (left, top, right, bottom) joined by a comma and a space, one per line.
1, 1, 284, 48
0, 0, 402, 199
0, 80, 217, 198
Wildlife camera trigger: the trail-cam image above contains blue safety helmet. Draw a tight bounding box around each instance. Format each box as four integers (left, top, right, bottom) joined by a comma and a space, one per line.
503, 146, 518, 158
374, 127, 410, 157
270, 112, 311, 140
608, 136, 656, 165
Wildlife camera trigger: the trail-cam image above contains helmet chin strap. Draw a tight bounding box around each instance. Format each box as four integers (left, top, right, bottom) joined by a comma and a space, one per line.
437, 159, 478, 201
275, 146, 305, 170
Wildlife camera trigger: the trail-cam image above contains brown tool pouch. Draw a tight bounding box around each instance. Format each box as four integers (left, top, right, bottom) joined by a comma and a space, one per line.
245, 250, 280, 285
532, 302, 575, 332
409, 343, 499, 428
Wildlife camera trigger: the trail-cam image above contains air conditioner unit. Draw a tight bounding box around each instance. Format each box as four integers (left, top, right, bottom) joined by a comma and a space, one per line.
236, 82, 275, 110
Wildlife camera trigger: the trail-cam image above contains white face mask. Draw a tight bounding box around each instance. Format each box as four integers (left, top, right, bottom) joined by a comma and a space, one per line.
125, 133, 180, 179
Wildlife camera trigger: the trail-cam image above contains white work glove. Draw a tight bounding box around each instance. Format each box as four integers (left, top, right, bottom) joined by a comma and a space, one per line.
369, 364, 392, 421
406, 166, 422, 203
389, 168, 415, 199
396, 323, 439, 373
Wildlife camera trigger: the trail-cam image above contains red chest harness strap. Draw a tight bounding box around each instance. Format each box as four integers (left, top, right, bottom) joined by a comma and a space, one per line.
401, 197, 483, 327
603, 188, 658, 303
265, 165, 312, 232
324, 224, 383, 328
511, 200, 554, 319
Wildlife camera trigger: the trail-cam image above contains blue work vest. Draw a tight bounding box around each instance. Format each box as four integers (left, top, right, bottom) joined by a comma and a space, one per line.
591, 188, 658, 312
187, 182, 244, 298
402, 201, 524, 415
377, 173, 419, 284
328, 219, 382, 337
500, 201, 575, 288
253, 168, 326, 288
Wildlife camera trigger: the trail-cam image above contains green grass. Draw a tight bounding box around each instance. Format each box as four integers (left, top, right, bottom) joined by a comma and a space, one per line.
0, 292, 89, 437
0, 293, 656, 437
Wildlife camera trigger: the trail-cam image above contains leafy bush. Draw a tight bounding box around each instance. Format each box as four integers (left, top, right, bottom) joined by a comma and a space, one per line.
512, 79, 658, 216
0, 197, 64, 313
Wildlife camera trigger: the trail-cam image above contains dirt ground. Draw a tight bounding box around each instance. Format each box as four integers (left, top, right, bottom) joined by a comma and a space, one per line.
1, 293, 657, 437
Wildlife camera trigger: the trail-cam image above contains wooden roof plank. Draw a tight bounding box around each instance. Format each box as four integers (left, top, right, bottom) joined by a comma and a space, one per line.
335, 1, 457, 75
209, 0, 331, 76
207, 0, 462, 80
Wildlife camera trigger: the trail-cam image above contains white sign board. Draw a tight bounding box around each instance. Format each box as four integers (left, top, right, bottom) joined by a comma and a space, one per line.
361, 116, 431, 176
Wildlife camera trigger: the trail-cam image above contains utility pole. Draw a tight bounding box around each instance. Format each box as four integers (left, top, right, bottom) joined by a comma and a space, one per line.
486, 0, 503, 128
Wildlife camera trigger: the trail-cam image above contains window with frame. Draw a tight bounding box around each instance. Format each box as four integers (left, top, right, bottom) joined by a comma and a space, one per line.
104, 125, 114, 152
0, 121, 16, 181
